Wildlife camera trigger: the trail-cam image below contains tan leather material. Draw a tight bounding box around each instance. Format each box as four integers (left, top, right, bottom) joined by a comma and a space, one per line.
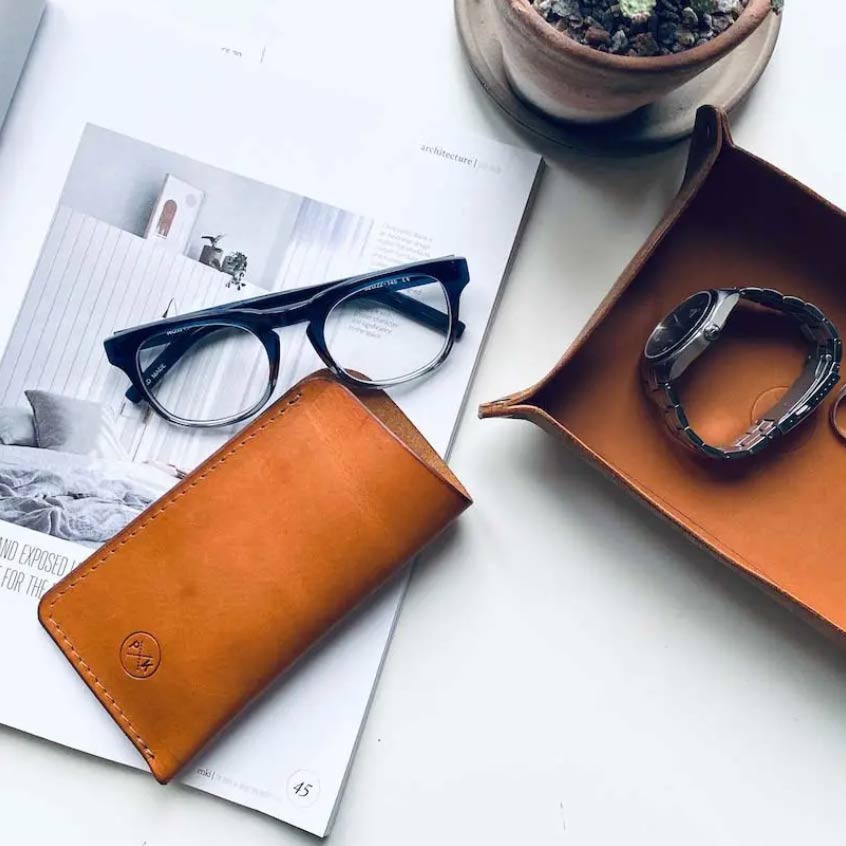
480, 105, 846, 640
38, 372, 471, 784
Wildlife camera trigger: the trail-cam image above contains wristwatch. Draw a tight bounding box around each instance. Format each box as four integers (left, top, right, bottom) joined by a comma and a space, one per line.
641, 288, 842, 460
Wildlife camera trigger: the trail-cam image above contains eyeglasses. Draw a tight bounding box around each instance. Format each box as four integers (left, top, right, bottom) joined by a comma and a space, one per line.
104, 256, 469, 428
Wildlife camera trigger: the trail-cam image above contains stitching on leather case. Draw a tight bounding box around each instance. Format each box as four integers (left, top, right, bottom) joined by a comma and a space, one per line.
44, 391, 304, 763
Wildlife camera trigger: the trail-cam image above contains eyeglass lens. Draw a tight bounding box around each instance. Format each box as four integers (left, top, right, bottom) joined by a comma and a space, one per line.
323, 273, 451, 385
137, 323, 270, 424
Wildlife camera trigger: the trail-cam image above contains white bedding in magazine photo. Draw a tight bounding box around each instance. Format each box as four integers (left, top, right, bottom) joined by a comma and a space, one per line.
0, 2, 542, 837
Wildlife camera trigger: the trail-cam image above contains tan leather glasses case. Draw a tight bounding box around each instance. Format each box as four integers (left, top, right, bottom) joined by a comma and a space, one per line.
39, 373, 471, 783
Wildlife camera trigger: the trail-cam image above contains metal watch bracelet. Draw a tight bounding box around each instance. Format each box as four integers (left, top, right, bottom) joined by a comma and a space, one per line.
645, 287, 842, 460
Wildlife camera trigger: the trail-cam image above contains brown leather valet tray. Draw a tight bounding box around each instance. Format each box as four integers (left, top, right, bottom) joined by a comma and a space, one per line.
481, 106, 846, 638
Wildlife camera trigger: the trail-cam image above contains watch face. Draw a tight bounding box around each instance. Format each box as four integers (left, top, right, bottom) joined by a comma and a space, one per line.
645, 291, 714, 360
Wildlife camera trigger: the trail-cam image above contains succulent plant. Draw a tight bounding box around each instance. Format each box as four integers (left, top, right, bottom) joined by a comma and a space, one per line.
222, 252, 248, 289
619, 0, 657, 19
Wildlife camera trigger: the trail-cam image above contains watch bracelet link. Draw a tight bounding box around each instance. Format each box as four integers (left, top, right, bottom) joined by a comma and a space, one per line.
647, 288, 842, 460
740, 287, 839, 350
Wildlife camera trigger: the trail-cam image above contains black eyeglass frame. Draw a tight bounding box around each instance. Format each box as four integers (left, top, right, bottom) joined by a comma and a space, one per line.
103, 256, 469, 428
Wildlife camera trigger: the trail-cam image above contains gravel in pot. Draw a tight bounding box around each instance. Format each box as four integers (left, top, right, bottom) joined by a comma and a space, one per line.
531, 0, 752, 57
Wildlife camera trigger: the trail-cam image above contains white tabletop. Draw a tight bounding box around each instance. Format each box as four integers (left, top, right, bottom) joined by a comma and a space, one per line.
4, 2, 846, 844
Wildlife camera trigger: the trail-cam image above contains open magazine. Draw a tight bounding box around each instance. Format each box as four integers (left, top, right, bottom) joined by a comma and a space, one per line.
0, 3, 543, 837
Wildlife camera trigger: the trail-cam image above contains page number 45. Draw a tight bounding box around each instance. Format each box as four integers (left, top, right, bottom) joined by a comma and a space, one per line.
287, 770, 320, 808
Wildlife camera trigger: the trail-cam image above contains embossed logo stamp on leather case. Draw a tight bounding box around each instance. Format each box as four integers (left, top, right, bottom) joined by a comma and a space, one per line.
120, 632, 161, 679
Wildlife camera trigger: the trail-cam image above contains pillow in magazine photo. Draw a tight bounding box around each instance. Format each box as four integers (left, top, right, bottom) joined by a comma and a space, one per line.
25, 390, 130, 462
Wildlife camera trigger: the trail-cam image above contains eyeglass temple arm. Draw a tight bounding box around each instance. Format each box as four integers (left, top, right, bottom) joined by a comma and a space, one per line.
125, 290, 464, 404
221, 274, 465, 336
375, 290, 465, 338
259, 288, 464, 338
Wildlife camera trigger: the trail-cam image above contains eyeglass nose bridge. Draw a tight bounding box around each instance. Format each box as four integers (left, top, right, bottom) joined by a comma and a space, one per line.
261, 329, 282, 395
305, 320, 342, 379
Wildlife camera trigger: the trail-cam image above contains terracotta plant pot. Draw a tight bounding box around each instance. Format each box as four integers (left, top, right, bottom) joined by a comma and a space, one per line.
492, 0, 776, 123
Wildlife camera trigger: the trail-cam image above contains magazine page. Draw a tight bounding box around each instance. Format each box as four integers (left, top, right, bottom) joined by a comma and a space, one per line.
0, 4, 542, 837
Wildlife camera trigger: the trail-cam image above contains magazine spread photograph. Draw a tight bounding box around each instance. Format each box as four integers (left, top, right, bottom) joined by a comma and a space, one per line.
0, 4, 543, 838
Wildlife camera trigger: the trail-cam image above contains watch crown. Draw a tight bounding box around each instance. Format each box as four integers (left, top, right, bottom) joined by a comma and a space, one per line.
704, 324, 721, 341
